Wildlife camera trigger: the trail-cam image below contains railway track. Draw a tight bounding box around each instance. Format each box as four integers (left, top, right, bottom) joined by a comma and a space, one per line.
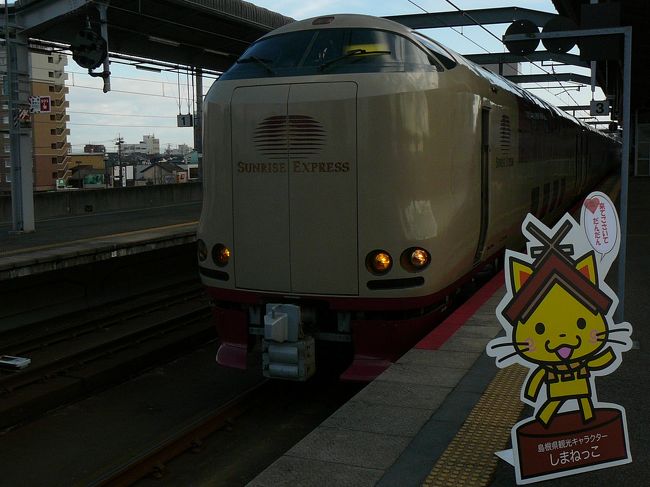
87, 381, 270, 487
0, 279, 215, 430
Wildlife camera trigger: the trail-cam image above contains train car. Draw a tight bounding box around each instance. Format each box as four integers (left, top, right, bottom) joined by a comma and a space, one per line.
197, 14, 619, 381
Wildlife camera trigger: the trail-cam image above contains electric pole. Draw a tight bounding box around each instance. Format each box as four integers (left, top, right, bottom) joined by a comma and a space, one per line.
115, 135, 123, 187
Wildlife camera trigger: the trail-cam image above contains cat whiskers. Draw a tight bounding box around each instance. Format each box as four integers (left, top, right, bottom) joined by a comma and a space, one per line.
497, 346, 529, 364
595, 329, 631, 347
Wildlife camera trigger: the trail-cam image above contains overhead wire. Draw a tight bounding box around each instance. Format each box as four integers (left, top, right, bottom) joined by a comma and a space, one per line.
439, 0, 590, 117
405, 0, 588, 116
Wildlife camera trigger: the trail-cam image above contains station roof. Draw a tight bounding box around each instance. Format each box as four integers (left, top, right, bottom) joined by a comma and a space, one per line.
14, 0, 294, 73
552, 0, 650, 111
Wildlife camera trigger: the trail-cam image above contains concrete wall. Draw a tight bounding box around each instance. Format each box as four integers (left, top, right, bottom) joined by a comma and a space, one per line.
0, 182, 202, 223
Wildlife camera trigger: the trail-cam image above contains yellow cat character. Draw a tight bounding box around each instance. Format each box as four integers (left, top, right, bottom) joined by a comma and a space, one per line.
488, 208, 633, 484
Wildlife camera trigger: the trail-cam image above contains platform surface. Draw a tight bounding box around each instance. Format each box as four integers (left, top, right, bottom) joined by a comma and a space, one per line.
0, 202, 200, 280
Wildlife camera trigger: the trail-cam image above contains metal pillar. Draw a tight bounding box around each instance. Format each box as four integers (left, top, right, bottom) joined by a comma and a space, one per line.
96, 2, 110, 93
194, 67, 203, 180
5, 5, 34, 233
618, 28, 632, 322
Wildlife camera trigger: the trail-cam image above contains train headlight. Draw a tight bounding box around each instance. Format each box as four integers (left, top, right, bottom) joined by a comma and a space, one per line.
197, 239, 208, 262
366, 250, 392, 275
213, 244, 231, 267
401, 247, 431, 272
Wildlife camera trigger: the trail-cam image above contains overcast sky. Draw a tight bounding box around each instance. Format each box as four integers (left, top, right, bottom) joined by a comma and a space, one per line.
64, 0, 601, 152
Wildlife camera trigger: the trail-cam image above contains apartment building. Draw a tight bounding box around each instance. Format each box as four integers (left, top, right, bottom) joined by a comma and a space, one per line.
31, 52, 70, 191
0, 51, 69, 192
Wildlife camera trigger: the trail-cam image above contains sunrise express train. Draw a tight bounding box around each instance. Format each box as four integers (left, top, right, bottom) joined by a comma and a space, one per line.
197, 14, 619, 381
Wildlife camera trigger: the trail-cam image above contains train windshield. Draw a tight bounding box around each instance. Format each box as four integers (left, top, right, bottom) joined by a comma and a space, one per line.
221, 28, 439, 80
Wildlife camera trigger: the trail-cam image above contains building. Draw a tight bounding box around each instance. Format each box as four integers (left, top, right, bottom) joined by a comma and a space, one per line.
31, 52, 70, 191
84, 144, 106, 153
138, 160, 186, 185
0, 51, 69, 192
121, 134, 160, 156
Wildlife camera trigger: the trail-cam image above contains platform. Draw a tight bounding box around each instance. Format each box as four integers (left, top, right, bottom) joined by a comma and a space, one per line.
249, 176, 649, 487
0, 202, 199, 280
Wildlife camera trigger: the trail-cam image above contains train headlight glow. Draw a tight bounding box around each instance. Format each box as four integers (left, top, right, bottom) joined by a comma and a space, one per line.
410, 248, 430, 268
366, 250, 392, 275
401, 247, 431, 272
213, 244, 231, 267
197, 239, 208, 261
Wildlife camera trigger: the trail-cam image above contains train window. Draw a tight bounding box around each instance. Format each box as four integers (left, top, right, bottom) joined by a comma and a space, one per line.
411, 32, 457, 69
221, 28, 438, 80
530, 187, 540, 215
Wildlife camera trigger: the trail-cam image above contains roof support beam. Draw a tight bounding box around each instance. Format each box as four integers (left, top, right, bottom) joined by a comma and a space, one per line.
385, 7, 556, 30
506, 73, 592, 85
15, 0, 91, 32
466, 51, 588, 68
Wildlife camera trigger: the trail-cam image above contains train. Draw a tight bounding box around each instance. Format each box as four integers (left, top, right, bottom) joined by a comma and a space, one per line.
196, 14, 620, 381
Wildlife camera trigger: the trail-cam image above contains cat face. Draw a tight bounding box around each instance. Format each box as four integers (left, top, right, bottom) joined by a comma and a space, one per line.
514, 283, 608, 365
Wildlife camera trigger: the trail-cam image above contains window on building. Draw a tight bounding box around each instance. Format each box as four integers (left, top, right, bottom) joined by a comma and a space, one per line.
48, 71, 54, 78
49, 85, 55, 92
5, 174, 10, 182
51, 157, 58, 164
5, 159, 10, 167
51, 143, 57, 149
4, 145, 9, 153
50, 129, 56, 135
51, 171, 57, 179
48, 56, 54, 63
50, 115, 56, 121
1, 116, 8, 124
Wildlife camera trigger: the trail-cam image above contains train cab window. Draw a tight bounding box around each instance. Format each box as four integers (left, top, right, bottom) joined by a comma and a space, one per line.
222, 28, 439, 80
411, 32, 457, 69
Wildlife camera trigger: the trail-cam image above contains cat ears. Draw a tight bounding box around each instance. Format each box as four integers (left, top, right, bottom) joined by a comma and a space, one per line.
510, 252, 598, 293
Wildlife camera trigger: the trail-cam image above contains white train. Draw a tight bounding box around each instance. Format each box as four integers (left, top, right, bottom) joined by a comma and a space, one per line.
197, 14, 619, 381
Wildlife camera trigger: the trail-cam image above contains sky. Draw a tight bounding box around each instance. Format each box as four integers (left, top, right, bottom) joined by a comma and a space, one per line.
63, 0, 604, 153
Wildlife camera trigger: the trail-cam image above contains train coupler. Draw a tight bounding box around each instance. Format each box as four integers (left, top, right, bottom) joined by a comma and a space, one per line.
262, 304, 316, 381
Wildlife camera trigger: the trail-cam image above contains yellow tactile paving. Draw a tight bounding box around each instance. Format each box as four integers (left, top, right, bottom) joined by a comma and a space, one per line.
422, 364, 529, 487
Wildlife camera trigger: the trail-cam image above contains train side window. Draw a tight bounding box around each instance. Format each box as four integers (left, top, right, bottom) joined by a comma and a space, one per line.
411, 32, 457, 69
540, 182, 550, 218
530, 187, 540, 215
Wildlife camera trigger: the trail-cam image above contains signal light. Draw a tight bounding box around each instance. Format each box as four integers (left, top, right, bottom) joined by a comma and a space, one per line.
213, 244, 231, 267
401, 247, 431, 272
366, 250, 392, 275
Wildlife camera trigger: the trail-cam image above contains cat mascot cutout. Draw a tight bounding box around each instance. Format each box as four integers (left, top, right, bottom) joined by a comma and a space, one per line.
487, 192, 633, 484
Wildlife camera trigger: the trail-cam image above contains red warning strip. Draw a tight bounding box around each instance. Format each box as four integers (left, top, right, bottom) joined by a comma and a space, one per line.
415, 270, 505, 350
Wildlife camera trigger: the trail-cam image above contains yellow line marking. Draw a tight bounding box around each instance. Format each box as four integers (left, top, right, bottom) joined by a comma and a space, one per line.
422, 365, 528, 487
0, 221, 198, 257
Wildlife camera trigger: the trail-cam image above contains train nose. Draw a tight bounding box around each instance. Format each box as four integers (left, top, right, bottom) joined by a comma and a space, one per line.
230, 82, 359, 294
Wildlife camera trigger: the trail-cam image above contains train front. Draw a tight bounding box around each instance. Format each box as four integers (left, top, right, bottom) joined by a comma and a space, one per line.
198, 14, 475, 381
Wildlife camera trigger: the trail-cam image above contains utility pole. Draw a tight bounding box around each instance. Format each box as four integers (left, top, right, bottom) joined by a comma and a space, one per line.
115, 134, 123, 187
194, 67, 203, 180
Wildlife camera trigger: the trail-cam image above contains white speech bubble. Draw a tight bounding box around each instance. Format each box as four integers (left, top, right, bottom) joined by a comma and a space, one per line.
581, 192, 619, 258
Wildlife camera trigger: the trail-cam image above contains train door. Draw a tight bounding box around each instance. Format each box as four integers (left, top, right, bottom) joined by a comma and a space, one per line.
474, 107, 491, 264
287, 82, 358, 295
231, 83, 358, 295
231, 85, 291, 292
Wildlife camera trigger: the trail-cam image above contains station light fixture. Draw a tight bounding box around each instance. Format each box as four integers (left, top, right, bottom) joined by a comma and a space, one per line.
204, 48, 231, 57
148, 35, 180, 48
